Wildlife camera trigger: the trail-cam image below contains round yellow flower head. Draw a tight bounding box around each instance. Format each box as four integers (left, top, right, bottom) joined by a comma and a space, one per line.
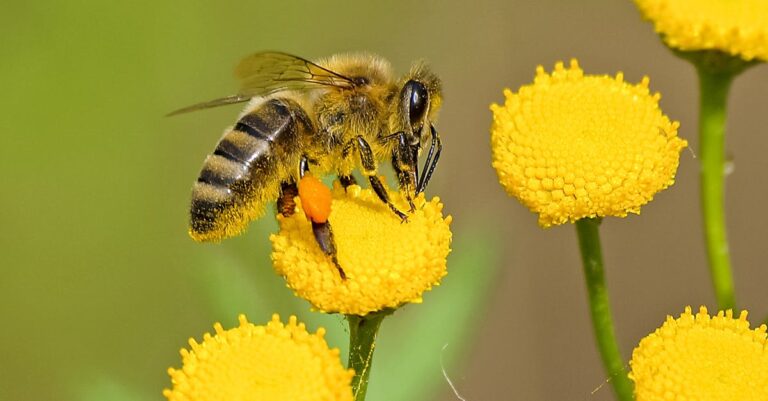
634, 0, 768, 62
490, 60, 687, 227
630, 306, 768, 401
163, 314, 354, 401
270, 183, 452, 316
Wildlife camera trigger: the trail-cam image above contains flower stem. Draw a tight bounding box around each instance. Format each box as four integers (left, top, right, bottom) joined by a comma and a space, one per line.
347, 312, 388, 401
575, 218, 634, 401
696, 65, 737, 311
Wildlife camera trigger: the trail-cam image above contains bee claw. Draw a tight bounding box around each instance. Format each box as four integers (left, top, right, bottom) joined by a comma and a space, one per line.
393, 208, 410, 223
332, 256, 347, 280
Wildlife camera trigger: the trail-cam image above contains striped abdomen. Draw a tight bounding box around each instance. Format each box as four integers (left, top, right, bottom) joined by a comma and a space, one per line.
189, 98, 309, 241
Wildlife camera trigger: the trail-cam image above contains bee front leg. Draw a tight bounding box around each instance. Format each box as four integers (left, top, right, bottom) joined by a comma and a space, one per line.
391, 133, 417, 212
416, 125, 442, 194
354, 136, 409, 222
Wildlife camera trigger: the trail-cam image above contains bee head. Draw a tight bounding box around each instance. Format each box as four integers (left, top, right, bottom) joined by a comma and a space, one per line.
404, 80, 428, 133
397, 64, 442, 145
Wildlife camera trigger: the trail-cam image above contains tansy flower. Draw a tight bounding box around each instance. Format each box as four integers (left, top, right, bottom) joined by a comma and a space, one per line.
490, 60, 687, 227
270, 183, 452, 316
630, 306, 768, 401
163, 314, 354, 401
634, 0, 768, 62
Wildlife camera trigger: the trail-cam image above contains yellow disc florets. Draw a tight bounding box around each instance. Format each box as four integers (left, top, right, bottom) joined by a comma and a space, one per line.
163, 314, 354, 401
490, 60, 687, 227
634, 0, 768, 62
630, 306, 768, 401
270, 183, 452, 316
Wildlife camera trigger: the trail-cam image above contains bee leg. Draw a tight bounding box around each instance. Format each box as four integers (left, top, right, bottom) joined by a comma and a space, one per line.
355, 136, 409, 222
369, 176, 408, 222
311, 221, 346, 280
391, 161, 415, 212
338, 174, 357, 190
277, 152, 312, 217
277, 181, 298, 217
296, 155, 347, 280
411, 144, 420, 191
416, 125, 442, 194
391, 133, 417, 212
289, 162, 347, 280
299, 155, 310, 178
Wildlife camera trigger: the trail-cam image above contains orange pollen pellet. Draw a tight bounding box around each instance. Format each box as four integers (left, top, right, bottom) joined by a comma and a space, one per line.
298, 174, 332, 223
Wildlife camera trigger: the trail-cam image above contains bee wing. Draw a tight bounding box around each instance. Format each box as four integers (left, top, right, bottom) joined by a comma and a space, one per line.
167, 52, 356, 116
236, 51, 356, 92
165, 94, 255, 116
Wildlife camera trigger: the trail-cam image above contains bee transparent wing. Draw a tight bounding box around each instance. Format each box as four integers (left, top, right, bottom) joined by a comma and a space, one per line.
166, 94, 253, 116
167, 52, 356, 116
235, 51, 356, 93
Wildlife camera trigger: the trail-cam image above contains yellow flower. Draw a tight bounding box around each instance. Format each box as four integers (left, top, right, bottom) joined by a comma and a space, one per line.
630, 306, 768, 401
163, 314, 354, 401
490, 60, 687, 227
270, 183, 452, 316
634, 0, 768, 62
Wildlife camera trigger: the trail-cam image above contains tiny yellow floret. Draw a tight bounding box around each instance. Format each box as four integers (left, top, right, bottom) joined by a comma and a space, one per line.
270, 183, 452, 316
630, 306, 768, 401
490, 60, 687, 227
634, 0, 768, 62
163, 314, 354, 401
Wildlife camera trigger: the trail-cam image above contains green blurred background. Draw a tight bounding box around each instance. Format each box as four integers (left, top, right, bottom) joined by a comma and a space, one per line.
2, 1, 767, 400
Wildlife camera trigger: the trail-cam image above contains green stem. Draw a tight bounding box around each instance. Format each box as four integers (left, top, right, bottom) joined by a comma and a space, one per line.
575, 218, 634, 401
347, 312, 389, 401
697, 65, 737, 311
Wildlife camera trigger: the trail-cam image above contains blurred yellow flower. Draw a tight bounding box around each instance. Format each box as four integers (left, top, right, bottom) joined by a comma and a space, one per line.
271, 183, 452, 316
490, 60, 687, 227
634, 0, 768, 62
164, 314, 354, 401
630, 306, 768, 401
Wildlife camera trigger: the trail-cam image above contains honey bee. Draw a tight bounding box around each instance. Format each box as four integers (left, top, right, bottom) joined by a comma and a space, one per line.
170, 52, 442, 277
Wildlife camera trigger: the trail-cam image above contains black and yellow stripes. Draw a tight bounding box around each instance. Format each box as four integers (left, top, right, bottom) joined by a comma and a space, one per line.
189, 98, 310, 241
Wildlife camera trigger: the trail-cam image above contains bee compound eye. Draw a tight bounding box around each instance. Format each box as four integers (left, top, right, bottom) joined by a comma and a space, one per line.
406, 80, 429, 128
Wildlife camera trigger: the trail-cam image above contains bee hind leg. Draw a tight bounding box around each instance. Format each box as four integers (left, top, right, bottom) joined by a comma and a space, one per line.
277, 181, 299, 217
277, 153, 313, 218
311, 221, 346, 280
292, 157, 347, 280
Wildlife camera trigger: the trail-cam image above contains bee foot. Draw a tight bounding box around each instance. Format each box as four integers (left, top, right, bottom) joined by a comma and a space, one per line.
332, 257, 347, 280
392, 208, 409, 223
